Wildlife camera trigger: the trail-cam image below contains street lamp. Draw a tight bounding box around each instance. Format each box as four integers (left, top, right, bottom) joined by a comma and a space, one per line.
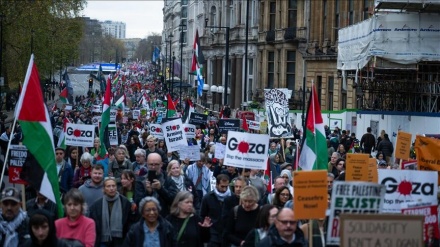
179, 20, 186, 107
168, 34, 173, 94
205, 18, 230, 106
0, 14, 4, 110
172, 52, 175, 98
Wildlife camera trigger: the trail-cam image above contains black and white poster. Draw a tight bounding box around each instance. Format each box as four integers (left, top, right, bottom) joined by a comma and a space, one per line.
189, 112, 208, 125
218, 119, 240, 134
264, 88, 293, 138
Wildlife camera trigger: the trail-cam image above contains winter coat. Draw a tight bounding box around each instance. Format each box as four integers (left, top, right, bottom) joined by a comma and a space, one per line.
257, 225, 307, 247
122, 217, 176, 247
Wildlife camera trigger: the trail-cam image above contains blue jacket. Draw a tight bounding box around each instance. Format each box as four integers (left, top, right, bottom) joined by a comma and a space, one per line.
57, 160, 73, 193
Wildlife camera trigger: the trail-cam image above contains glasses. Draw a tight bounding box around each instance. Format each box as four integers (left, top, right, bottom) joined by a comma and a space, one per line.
280, 193, 290, 197
148, 163, 161, 167
277, 220, 297, 225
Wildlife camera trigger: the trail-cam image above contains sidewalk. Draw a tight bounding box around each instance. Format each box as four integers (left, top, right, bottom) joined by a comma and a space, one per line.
3, 96, 59, 126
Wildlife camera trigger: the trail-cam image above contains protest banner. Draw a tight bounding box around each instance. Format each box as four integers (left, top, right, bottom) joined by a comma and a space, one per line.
92, 104, 101, 113
368, 158, 378, 183
345, 153, 369, 181
340, 214, 424, 247
395, 131, 412, 160
259, 120, 268, 134
178, 145, 200, 161
122, 116, 128, 124
402, 203, 439, 242
108, 123, 118, 146
149, 124, 164, 139
64, 104, 73, 111
110, 108, 117, 122
8, 145, 28, 184
183, 124, 196, 139
264, 88, 293, 138
218, 119, 240, 134
224, 131, 269, 169
402, 159, 417, 170
132, 109, 140, 119
248, 120, 260, 131
162, 118, 187, 152
189, 112, 208, 125
293, 170, 328, 220
327, 181, 385, 246
92, 116, 100, 127
415, 135, 440, 184
214, 143, 226, 159
65, 123, 95, 147
378, 169, 438, 213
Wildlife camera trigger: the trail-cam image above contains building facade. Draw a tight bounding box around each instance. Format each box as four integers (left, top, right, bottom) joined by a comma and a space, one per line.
101, 20, 126, 39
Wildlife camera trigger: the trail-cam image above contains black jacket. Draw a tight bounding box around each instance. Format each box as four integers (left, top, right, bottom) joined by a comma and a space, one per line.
377, 139, 394, 158
200, 191, 225, 244
122, 217, 176, 247
89, 195, 135, 247
257, 225, 307, 247
23, 209, 68, 247
0, 211, 29, 247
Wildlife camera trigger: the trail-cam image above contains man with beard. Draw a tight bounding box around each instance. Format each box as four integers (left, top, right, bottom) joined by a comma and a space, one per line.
0, 188, 29, 247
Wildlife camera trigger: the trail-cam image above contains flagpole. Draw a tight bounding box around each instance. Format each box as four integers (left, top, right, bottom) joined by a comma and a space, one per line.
0, 115, 19, 188
311, 80, 317, 170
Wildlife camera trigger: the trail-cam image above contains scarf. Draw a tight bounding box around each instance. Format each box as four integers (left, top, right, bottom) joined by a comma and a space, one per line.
171, 175, 186, 191
213, 187, 231, 202
101, 193, 123, 242
0, 209, 27, 247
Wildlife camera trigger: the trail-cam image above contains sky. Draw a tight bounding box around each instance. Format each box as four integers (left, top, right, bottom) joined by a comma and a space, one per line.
82, 1, 164, 39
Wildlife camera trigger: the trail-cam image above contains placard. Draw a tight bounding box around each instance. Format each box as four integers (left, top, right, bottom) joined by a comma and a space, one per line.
378, 169, 438, 213
65, 123, 95, 147
346, 153, 369, 181
293, 170, 328, 220
92, 104, 102, 113
368, 158, 378, 183
224, 131, 269, 170
148, 124, 164, 139
132, 110, 140, 120
340, 214, 424, 247
183, 124, 196, 139
64, 104, 72, 111
402, 159, 417, 170
214, 143, 226, 159
162, 118, 188, 152
108, 123, 118, 146
395, 131, 412, 160
218, 119, 240, 134
248, 120, 260, 131
92, 116, 100, 127
8, 145, 28, 184
189, 112, 208, 125
415, 135, 440, 184
110, 108, 117, 122
327, 181, 385, 246
178, 145, 200, 161
402, 204, 439, 242
264, 88, 293, 137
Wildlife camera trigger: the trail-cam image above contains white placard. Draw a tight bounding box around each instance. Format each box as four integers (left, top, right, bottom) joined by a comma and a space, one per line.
378, 170, 438, 213
92, 104, 102, 113
183, 124, 196, 139
162, 119, 187, 152
133, 110, 140, 119
248, 120, 260, 130
148, 124, 164, 139
65, 123, 95, 147
110, 108, 117, 122
178, 145, 200, 161
92, 116, 100, 127
214, 143, 226, 159
224, 131, 269, 169
108, 123, 118, 146
64, 104, 72, 111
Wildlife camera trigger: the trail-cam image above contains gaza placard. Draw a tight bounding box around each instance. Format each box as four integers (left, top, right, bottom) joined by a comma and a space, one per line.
162, 118, 187, 152
149, 124, 164, 139
65, 123, 95, 147
183, 124, 196, 139
378, 169, 438, 213
224, 131, 269, 170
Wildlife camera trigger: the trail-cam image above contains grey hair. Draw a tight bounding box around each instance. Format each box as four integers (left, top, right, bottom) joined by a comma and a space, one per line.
170, 191, 194, 216
80, 152, 93, 163
331, 152, 341, 159
139, 196, 162, 214
327, 173, 335, 178
240, 185, 260, 202
134, 148, 146, 157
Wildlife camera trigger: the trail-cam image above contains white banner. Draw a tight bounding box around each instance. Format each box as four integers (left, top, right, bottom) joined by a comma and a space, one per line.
224, 131, 269, 169
162, 119, 187, 152
248, 120, 260, 130
110, 108, 117, 122
92, 116, 100, 127
214, 143, 226, 159
378, 170, 438, 213
264, 88, 293, 138
183, 124, 196, 139
92, 104, 102, 113
132, 110, 140, 119
108, 124, 118, 146
65, 123, 95, 147
148, 124, 164, 139
178, 145, 200, 161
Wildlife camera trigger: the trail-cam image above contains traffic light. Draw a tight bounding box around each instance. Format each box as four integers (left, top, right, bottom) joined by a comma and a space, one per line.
88, 78, 93, 89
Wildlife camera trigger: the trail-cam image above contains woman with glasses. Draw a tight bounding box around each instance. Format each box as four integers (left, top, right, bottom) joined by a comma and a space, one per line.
123, 197, 176, 247
72, 152, 93, 188
272, 186, 292, 209
242, 204, 278, 247
224, 186, 261, 247
165, 191, 212, 247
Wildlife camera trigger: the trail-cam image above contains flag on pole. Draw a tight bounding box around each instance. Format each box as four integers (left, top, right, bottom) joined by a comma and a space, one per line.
298, 83, 328, 171
166, 93, 176, 118
152, 46, 160, 63
182, 98, 195, 124
99, 78, 111, 158
57, 117, 70, 149
114, 94, 125, 109
16, 55, 64, 217
264, 158, 272, 193
62, 69, 73, 104
190, 30, 205, 97
59, 88, 69, 104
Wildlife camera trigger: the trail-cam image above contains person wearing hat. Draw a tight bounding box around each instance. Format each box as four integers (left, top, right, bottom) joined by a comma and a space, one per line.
0, 187, 30, 247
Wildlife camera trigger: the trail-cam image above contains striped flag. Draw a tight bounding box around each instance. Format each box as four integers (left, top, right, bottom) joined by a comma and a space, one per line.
190, 30, 205, 96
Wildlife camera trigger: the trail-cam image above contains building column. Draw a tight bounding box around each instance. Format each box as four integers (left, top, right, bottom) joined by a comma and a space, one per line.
234, 55, 243, 108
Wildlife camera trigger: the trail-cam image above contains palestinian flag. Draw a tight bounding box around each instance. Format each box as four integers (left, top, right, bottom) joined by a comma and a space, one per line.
264, 158, 272, 192
57, 117, 70, 149
242, 116, 249, 132
59, 88, 69, 104
166, 93, 176, 118
182, 98, 195, 124
99, 78, 111, 158
114, 94, 125, 109
16, 55, 63, 217
298, 83, 328, 171
190, 29, 205, 96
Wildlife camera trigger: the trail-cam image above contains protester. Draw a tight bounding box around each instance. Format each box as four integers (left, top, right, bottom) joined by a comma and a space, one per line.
25, 191, 58, 220
243, 204, 278, 247
186, 153, 212, 200
132, 148, 148, 176
24, 209, 67, 247
0, 187, 29, 247
109, 146, 133, 187
55, 147, 74, 194
78, 164, 104, 208
272, 186, 292, 209
166, 160, 199, 209
72, 152, 94, 188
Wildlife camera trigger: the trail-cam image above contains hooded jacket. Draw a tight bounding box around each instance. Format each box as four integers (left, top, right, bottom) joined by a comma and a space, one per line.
78, 179, 104, 208
24, 209, 68, 247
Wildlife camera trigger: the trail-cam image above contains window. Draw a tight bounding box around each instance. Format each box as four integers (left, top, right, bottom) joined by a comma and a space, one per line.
341, 79, 347, 109
268, 51, 275, 88
328, 76, 334, 110
363, 0, 369, 20
249, 58, 254, 76
288, 0, 297, 27
322, 0, 327, 40
334, 0, 340, 41
286, 51, 296, 90
269, 1, 276, 30
182, 6, 188, 18
210, 6, 216, 27
349, 0, 354, 25
181, 0, 187, 5
317, 76, 322, 104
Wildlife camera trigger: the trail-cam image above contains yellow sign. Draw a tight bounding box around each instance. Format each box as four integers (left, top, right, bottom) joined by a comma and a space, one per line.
368, 158, 378, 183
415, 135, 440, 184
293, 170, 328, 220
345, 153, 369, 181
395, 131, 412, 160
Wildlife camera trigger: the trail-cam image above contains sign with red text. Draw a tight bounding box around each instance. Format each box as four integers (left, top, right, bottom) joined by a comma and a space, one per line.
162, 118, 187, 152
8, 145, 28, 185
224, 131, 269, 170
149, 124, 164, 139
402, 204, 439, 242
248, 120, 260, 131
65, 123, 95, 147
183, 124, 196, 139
